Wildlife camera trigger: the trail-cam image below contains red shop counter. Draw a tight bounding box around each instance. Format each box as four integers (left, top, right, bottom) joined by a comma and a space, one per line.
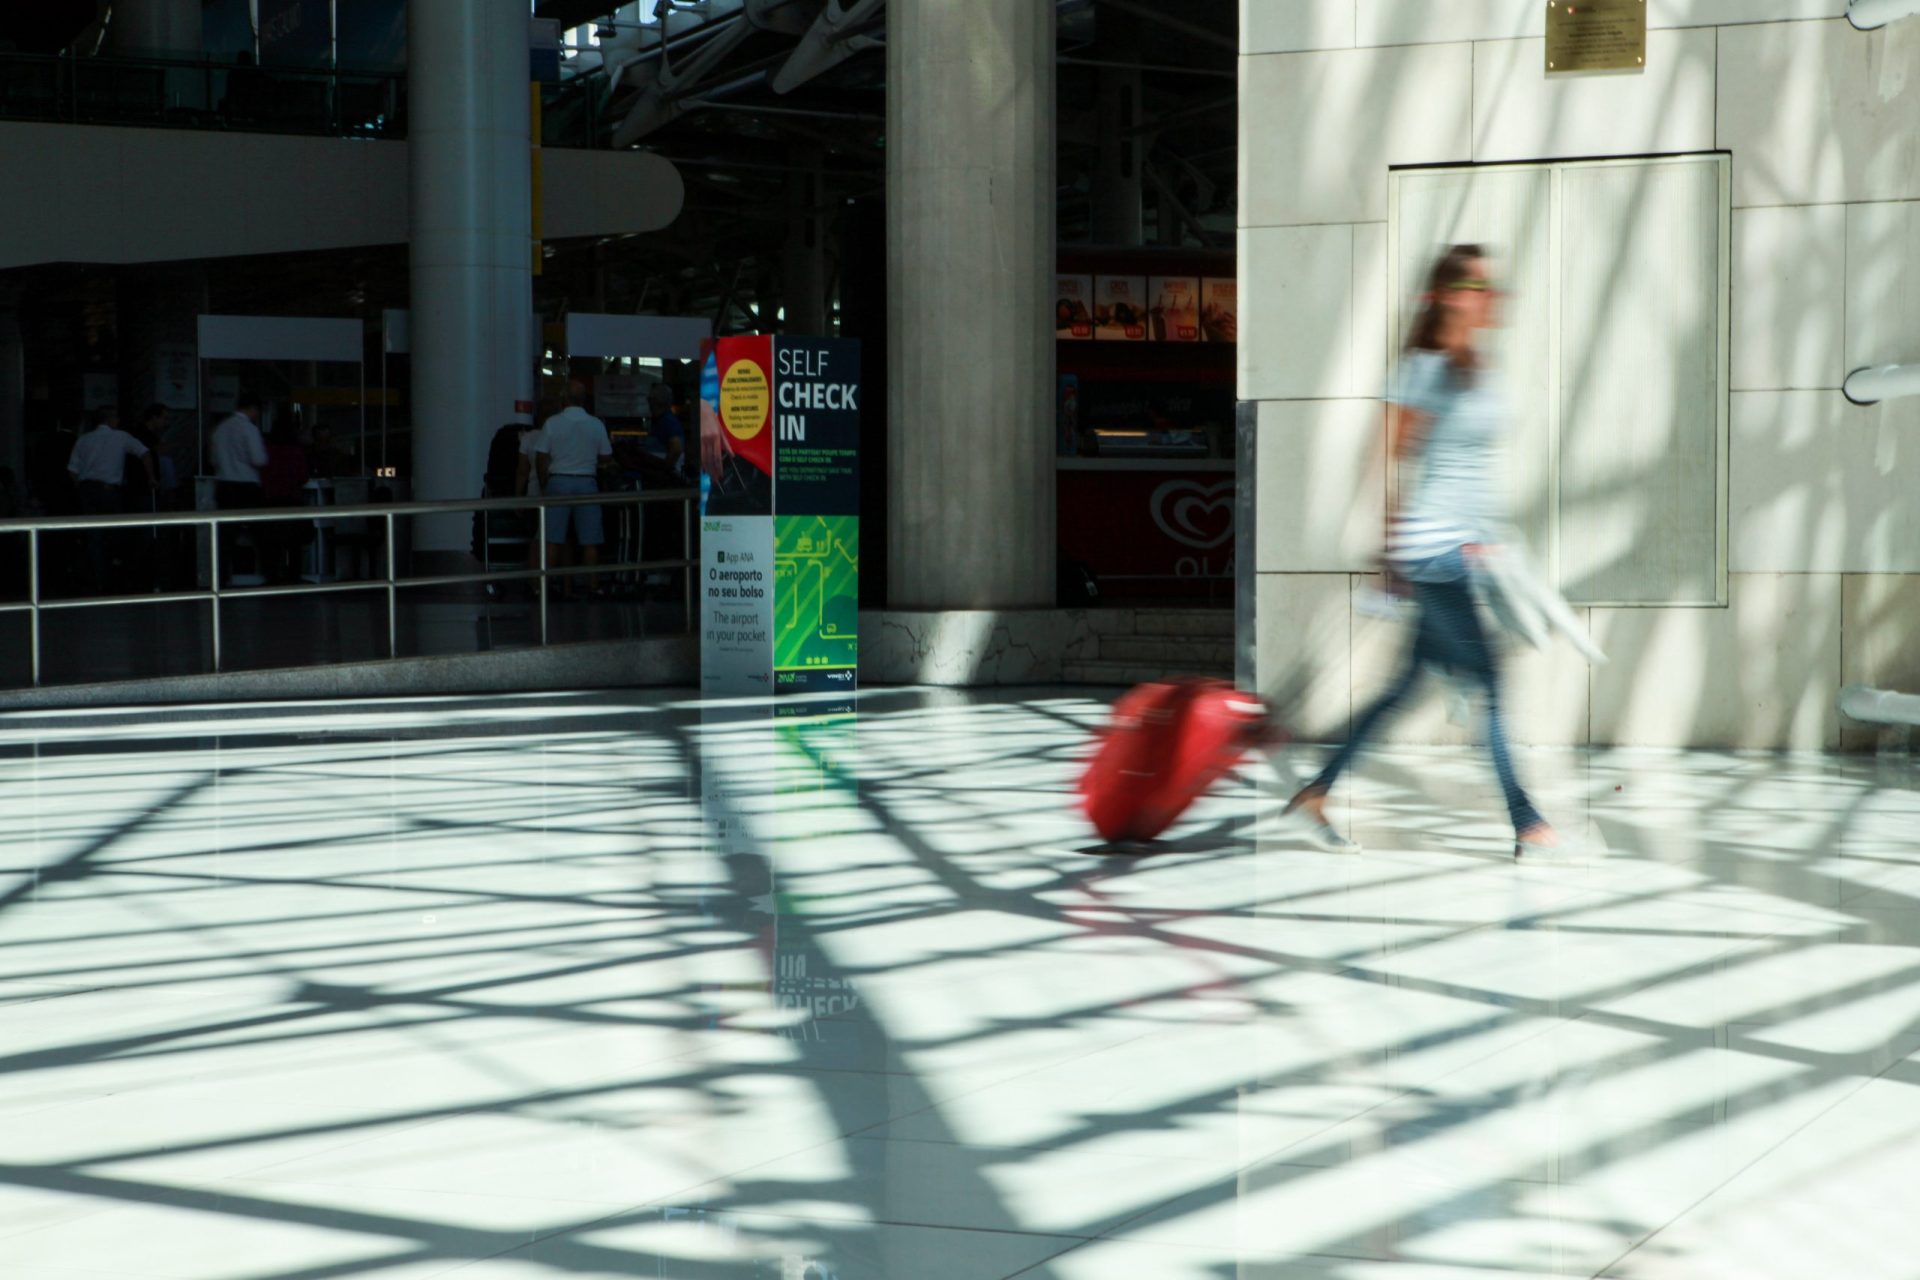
1057, 458, 1235, 605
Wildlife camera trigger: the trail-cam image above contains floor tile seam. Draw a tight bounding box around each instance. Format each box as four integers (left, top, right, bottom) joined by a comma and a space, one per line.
1588, 1050, 1897, 1279
0, 928, 696, 993
1044, 985, 1819, 1247
0, 1204, 128, 1250
344, 1200, 647, 1280
226, 1171, 640, 1212
36, 1100, 523, 1191
1005, 1237, 1406, 1277
1567, 912, 1920, 1064
648, 1015, 1166, 1086
1839, 879, 1920, 909
823, 1131, 1249, 1168
1026, 1079, 1440, 1251
1343, 908, 1799, 1023
623, 1026, 1178, 1222
657, 1207, 1100, 1244
48, 1046, 727, 1187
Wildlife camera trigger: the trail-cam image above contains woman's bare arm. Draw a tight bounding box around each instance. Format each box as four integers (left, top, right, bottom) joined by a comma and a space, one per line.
1385, 402, 1430, 522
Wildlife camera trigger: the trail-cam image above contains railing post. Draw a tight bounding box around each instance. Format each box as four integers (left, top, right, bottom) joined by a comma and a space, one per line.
27, 527, 41, 688
385, 512, 398, 658
209, 518, 222, 674
537, 502, 549, 646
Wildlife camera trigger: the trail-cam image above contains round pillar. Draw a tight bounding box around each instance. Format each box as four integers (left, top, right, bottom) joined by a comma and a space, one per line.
887, 0, 1056, 609
408, 0, 534, 551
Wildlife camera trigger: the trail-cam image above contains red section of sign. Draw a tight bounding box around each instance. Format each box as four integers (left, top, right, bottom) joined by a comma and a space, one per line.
1058, 468, 1236, 599
514, 400, 534, 414
715, 335, 774, 478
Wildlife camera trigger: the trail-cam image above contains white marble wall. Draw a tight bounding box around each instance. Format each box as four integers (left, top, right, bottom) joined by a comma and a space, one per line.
1241, 5, 1920, 748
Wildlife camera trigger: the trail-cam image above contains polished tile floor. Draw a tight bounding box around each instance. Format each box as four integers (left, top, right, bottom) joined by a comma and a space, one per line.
1, 689, 1917, 1279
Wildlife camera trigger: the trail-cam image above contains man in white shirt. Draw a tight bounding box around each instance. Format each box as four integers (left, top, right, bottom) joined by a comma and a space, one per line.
210, 397, 268, 497
68, 407, 156, 499
66, 406, 156, 592
209, 396, 269, 582
536, 385, 613, 596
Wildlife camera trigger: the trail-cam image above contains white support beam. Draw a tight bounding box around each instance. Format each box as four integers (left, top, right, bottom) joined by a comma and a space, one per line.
1843, 363, 1920, 405
611, 13, 755, 145
771, 0, 885, 95
1850, 0, 1920, 29
1841, 685, 1920, 727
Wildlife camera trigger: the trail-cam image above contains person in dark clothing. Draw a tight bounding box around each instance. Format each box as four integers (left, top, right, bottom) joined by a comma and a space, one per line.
475, 423, 535, 583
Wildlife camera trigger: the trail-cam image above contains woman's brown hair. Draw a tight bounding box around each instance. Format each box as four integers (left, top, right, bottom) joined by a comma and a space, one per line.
1405, 243, 1485, 354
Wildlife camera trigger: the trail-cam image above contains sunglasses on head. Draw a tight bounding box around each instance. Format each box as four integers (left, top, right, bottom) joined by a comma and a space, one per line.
1451, 278, 1493, 292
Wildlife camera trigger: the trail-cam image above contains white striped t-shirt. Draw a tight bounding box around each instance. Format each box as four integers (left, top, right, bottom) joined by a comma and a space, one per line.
1386, 350, 1506, 578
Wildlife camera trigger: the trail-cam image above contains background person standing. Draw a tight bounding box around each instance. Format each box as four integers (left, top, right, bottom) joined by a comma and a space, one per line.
537, 384, 613, 598
66, 406, 155, 593
210, 397, 269, 583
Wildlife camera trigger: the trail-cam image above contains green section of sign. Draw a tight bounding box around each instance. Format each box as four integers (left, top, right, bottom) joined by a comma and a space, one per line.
774, 515, 859, 674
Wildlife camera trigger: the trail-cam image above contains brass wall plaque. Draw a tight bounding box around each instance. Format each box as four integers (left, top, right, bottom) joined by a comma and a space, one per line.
1546, 0, 1647, 75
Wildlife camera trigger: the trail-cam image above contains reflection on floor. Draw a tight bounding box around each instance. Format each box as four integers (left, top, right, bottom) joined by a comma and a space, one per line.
0, 688, 1916, 1279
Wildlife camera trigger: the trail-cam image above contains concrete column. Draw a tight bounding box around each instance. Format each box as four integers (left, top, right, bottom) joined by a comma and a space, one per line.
108, 0, 203, 57
887, 0, 1056, 609
408, 1, 533, 551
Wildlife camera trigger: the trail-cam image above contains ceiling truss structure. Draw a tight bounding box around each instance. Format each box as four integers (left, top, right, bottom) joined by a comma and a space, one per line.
574, 1, 1241, 337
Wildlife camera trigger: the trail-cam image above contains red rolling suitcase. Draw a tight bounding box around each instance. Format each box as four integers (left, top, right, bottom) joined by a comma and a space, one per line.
1080, 678, 1277, 843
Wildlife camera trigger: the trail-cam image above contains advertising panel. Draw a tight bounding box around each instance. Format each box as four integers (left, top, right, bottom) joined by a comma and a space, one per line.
701, 517, 776, 697
1058, 467, 1236, 598
1201, 277, 1239, 344
1094, 275, 1149, 341
1055, 275, 1095, 340
1150, 276, 1202, 342
700, 337, 861, 699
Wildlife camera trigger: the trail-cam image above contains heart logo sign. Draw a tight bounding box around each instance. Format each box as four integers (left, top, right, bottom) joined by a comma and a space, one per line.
1151, 479, 1235, 551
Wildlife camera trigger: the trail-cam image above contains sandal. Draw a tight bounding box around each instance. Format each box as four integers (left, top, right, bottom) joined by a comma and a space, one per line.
1284, 787, 1362, 854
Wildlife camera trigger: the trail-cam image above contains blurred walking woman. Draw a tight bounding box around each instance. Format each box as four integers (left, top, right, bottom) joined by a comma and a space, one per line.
1287, 244, 1557, 858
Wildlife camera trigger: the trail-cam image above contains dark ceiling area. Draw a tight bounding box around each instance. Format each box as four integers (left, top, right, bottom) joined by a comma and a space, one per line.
531, 0, 1238, 333
4, 1, 1238, 384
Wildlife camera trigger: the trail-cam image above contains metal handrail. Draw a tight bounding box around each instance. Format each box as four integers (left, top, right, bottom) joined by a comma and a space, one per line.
0, 487, 687, 534
0, 488, 700, 689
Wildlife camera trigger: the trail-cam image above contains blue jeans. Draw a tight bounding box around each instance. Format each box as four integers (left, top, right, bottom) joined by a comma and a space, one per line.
1310, 570, 1544, 834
